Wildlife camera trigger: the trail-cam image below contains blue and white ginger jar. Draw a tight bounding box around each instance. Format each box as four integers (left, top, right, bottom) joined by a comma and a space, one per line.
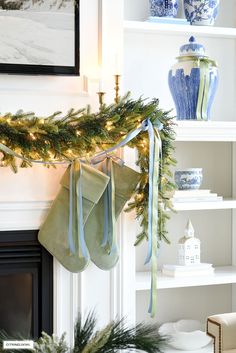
184, 0, 220, 26
168, 36, 218, 121
149, 0, 179, 17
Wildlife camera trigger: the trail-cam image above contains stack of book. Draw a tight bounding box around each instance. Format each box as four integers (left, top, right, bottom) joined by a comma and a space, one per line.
172, 190, 223, 203
147, 17, 189, 25
162, 263, 215, 277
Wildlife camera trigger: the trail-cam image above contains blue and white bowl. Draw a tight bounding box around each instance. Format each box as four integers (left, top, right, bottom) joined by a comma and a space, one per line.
150, 0, 179, 18
184, 0, 220, 26
174, 168, 203, 190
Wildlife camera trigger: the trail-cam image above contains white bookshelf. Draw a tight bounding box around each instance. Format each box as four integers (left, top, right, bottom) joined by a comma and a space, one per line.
124, 0, 236, 331
136, 266, 236, 290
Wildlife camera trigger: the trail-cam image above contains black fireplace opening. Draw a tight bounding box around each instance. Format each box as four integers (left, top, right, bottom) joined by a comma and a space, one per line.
0, 230, 53, 339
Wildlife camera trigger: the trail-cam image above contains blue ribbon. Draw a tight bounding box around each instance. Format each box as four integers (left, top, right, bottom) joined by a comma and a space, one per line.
68, 160, 89, 259
91, 119, 151, 160
91, 119, 162, 316
90, 121, 150, 254
68, 162, 75, 254
144, 120, 155, 265
77, 168, 89, 258
101, 159, 111, 250
101, 158, 116, 253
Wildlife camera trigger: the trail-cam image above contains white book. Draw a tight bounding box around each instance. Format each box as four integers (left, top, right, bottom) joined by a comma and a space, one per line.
163, 263, 213, 271
147, 17, 189, 25
162, 268, 215, 277
174, 190, 212, 197
173, 196, 223, 202
162, 263, 215, 277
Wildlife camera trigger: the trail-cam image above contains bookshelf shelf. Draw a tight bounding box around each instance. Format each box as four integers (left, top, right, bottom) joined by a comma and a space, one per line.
175, 121, 236, 142
172, 198, 236, 211
124, 21, 236, 39
136, 266, 236, 290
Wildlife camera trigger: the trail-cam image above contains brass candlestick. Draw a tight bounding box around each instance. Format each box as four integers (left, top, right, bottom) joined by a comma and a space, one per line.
97, 91, 106, 108
114, 74, 121, 104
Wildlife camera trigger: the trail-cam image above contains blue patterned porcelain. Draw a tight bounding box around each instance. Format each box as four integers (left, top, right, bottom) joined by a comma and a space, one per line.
149, 0, 179, 17
174, 169, 203, 190
168, 36, 218, 120
184, 0, 220, 26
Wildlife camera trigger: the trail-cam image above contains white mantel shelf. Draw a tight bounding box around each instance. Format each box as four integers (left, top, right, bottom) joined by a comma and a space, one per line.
124, 20, 236, 39
0, 200, 52, 231
174, 121, 236, 142
136, 266, 236, 290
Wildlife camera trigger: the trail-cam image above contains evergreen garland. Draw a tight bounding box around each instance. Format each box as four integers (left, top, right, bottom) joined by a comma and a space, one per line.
0, 94, 176, 245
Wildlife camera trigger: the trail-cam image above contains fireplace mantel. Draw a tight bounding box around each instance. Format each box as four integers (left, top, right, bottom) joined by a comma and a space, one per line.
0, 200, 52, 231
0, 147, 137, 345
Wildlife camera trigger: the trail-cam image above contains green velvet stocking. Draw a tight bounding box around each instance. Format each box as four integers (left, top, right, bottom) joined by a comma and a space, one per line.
84, 160, 140, 270
38, 161, 110, 272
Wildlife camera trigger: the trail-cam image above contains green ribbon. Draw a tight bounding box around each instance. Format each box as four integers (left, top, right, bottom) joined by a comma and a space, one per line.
196, 58, 211, 121
177, 55, 217, 121
149, 127, 161, 317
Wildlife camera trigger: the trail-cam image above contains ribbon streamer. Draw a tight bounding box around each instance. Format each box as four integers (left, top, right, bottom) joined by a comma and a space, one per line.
196, 58, 212, 121
89, 154, 124, 254
91, 119, 162, 317
68, 161, 89, 259
77, 165, 90, 259
0, 142, 68, 166
101, 158, 116, 254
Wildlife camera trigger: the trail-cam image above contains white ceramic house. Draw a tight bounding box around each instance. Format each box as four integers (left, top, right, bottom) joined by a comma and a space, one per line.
178, 220, 200, 266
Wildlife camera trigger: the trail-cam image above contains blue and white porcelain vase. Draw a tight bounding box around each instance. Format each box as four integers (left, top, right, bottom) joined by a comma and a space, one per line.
149, 0, 179, 17
184, 0, 220, 26
168, 36, 218, 121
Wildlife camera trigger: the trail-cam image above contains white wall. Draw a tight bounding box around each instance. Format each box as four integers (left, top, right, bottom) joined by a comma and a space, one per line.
0, 0, 100, 204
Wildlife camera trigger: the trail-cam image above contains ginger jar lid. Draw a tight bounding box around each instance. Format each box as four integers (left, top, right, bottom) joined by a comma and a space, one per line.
179, 36, 206, 57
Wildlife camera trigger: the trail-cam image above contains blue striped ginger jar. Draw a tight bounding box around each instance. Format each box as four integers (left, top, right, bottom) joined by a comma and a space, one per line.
168, 36, 218, 120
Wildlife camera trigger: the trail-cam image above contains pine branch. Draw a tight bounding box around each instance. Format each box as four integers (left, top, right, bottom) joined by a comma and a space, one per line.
73, 312, 167, 353
73, 312, 97, 353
